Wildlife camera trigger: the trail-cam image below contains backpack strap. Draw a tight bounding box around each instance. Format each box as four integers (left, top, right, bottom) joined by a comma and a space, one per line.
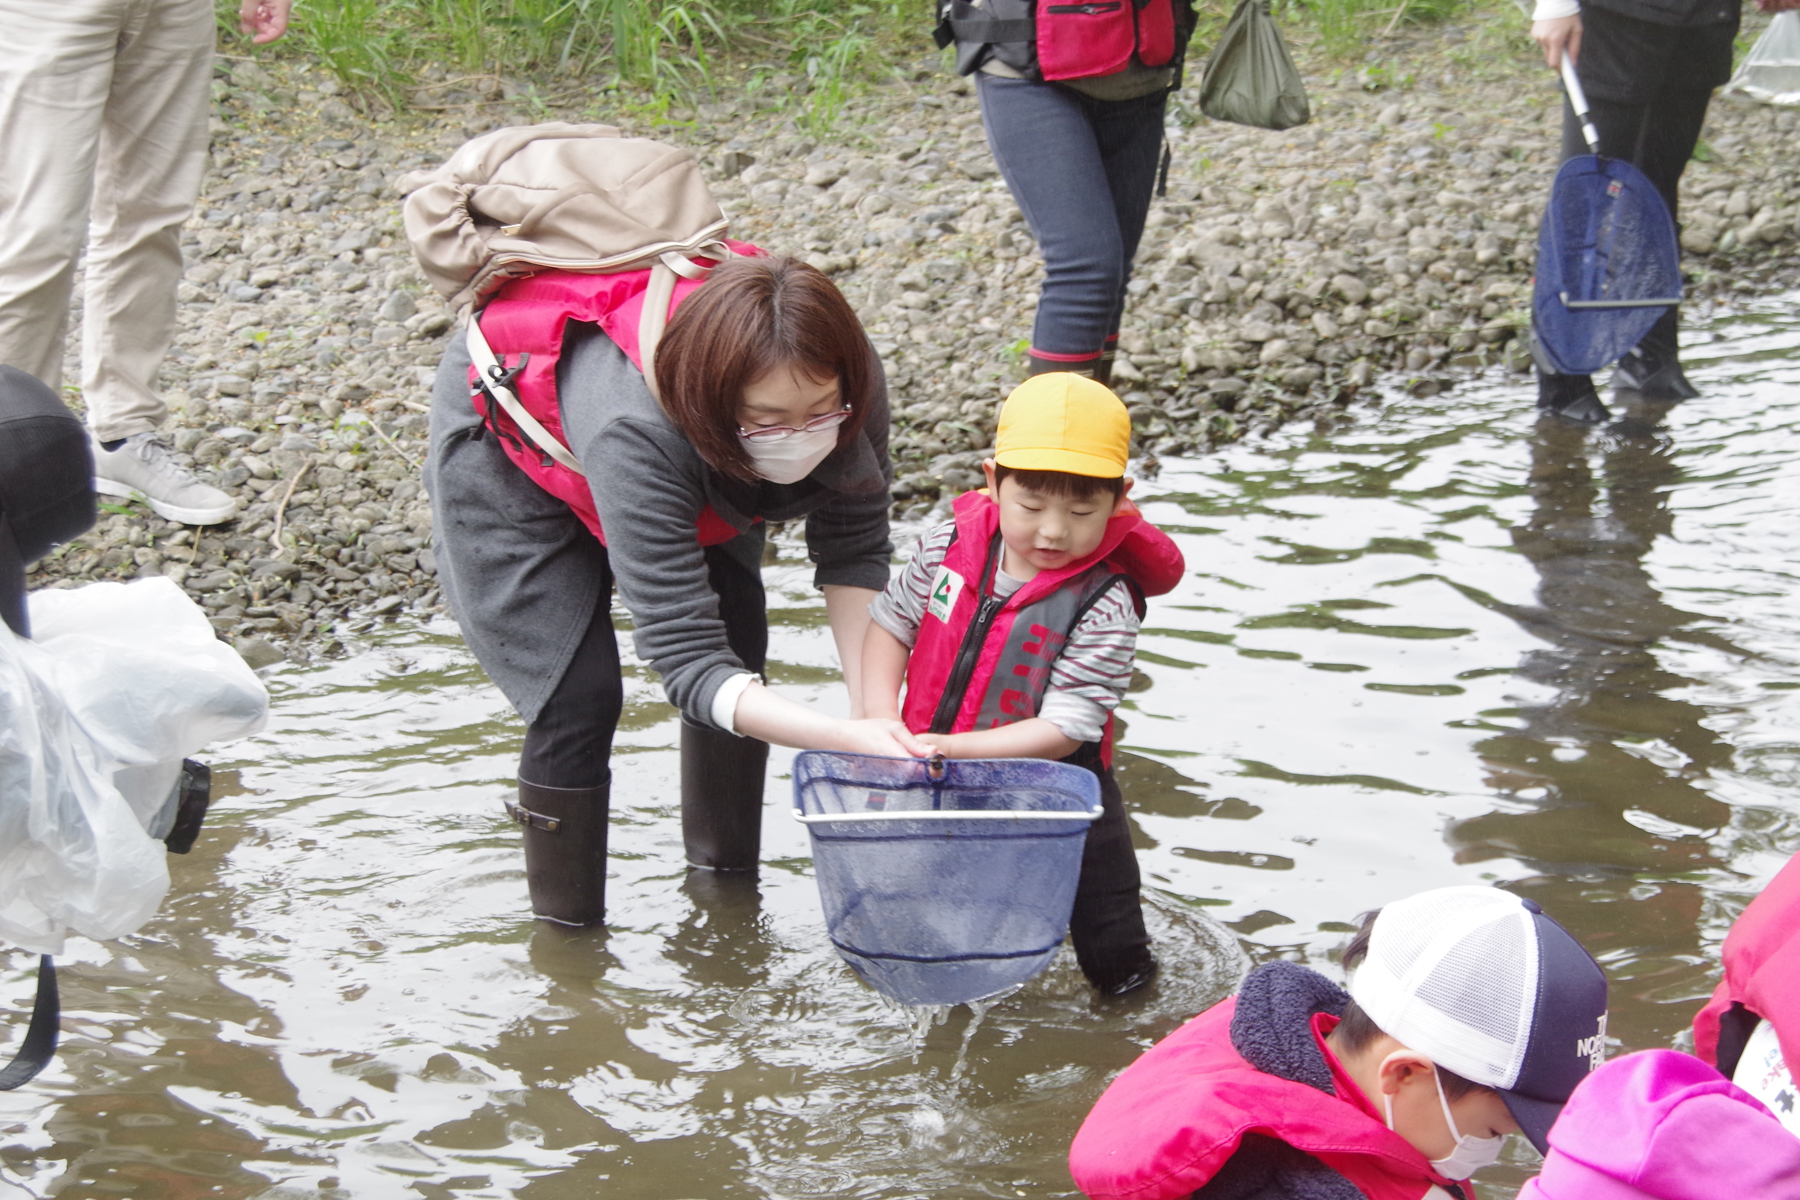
0, 956, 58, 1091
467, 316, 585, 476
639, 244, 732, 404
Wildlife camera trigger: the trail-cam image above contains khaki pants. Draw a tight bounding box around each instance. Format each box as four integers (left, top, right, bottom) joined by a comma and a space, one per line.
0, 0, 213, 443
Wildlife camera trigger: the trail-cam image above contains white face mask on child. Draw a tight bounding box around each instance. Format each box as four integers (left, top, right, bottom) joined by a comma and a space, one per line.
1381, 1060, 1507, 1181
739, 425, 838, 485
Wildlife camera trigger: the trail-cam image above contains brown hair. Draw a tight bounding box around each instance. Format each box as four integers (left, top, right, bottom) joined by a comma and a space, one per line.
653, 255, 872, 482
1337, 908, 1482, 1101
992, 464, 1125, 502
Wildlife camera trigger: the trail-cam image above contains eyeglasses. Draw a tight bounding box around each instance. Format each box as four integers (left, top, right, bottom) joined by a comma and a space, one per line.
738, 407, 851, 442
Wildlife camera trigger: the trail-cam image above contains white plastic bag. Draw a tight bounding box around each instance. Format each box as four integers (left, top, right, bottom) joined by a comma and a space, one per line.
1725, 12, 1800, 105
0, 578, 268, 954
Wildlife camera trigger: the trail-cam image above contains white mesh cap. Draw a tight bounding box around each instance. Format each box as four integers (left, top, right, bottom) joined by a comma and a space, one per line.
1347, 886, 1540, 1090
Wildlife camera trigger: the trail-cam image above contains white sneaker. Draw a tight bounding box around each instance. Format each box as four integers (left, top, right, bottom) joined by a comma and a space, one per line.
92, 432, 239, 525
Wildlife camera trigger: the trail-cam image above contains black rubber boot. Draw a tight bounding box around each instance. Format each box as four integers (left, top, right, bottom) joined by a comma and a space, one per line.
1094, 345, 1117, 387
679, 718, 768, 871
509, 778, 609, 927
1610, 310, 1699, 401
1536, 370, 1610, 427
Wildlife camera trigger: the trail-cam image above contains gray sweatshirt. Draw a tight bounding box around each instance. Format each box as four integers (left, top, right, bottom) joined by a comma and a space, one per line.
424, 322, 893, 728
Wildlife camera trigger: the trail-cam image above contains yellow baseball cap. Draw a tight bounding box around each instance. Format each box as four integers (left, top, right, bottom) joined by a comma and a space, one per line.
994, 373, 1130, 478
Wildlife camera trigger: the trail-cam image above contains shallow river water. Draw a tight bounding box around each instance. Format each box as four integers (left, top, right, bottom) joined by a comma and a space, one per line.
5, 289, 1800, 1200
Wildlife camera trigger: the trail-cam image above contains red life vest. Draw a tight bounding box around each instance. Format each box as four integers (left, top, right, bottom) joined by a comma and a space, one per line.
1070, 996, 1456, 1200
1695, 851, 1800, 1076
901, 489, 1184, 762
466, 242, 763, 546
935, 0, 1184, 83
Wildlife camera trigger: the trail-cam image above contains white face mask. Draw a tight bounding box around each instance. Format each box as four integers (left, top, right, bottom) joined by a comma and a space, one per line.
739, 424, 839, 485
1381, 1059, 1507, 1181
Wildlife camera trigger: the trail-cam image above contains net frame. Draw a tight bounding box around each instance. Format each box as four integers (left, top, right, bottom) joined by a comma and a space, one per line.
1532, 153, 1682, 376
793, 752, 1101, 1005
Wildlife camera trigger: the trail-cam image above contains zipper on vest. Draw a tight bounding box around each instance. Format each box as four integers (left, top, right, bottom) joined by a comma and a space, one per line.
928, 533, 1006, 734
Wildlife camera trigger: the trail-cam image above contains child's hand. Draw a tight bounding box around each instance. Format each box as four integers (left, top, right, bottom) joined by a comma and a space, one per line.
834, 718, 933, 759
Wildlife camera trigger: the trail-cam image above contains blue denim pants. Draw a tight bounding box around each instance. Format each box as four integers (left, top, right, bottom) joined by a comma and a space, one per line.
976, 73, 1168, 370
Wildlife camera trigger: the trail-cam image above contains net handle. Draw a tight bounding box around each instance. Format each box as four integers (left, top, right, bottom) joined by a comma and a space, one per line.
1559, 57, 1601, 155
792, 806, 1103, 825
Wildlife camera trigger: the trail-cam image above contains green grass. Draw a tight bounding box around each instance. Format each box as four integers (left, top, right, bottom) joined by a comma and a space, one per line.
220, 0, 911, 129
1287, 0, 1477, 57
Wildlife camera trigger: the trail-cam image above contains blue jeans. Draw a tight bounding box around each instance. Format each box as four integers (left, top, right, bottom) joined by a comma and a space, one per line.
976, 73, 1167, 367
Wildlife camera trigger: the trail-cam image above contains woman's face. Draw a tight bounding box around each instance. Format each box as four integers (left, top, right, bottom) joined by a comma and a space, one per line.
736, 366, 841, 434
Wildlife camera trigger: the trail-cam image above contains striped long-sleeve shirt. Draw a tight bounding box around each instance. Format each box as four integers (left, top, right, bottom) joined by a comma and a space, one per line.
868, 521, 1138, 744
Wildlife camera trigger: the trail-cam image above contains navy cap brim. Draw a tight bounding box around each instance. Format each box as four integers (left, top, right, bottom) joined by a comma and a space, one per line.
1499, 1088, 1564, 1155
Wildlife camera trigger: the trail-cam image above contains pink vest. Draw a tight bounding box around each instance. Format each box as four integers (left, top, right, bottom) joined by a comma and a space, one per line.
901, 490, 1184, 762
1695, 850, 1800, 1075
1069, 997, 1455, 1200
467, 242, 763, 546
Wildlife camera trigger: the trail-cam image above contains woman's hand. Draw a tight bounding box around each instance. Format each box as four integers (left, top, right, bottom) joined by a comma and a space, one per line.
1532, 15, 1582, 68
833, 719, 934, 759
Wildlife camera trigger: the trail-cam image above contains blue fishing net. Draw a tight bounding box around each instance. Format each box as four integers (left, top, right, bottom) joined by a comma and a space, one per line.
1533, 153, 1682, 376
793, 752, 1100, 1006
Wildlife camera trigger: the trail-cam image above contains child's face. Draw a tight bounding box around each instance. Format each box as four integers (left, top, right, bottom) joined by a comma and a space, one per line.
984, 465, 1126, 578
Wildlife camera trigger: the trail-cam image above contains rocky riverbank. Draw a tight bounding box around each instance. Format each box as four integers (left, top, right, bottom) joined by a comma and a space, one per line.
29, 17, 1800, 663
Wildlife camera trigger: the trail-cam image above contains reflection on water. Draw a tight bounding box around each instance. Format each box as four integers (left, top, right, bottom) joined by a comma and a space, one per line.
3, 292, 1798, 1199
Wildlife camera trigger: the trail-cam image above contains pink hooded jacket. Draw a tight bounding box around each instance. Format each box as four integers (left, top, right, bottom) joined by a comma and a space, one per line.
1693, 851, 1800, 1077
1519, 1050, 1800, 1200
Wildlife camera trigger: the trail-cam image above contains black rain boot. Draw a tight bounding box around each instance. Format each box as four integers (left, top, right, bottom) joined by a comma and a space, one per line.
679, 718, 768, 871
1610, 309, 1699, 401
509, 778, 609, 927
1536, 370, 1610, 427
1094, 342, 1118, 387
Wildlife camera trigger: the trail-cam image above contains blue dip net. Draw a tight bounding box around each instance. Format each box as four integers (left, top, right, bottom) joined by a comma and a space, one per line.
793, 752, 1101, 1007
1532, 153, 1681, 376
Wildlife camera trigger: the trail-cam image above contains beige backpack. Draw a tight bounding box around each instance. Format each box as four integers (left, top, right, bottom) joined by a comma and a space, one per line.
398, 123, 734, 471
399, 122, 730, 311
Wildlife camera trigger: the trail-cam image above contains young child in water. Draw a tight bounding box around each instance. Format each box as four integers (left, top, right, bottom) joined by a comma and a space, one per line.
1070, 886, 1611, 1199
860, 372, 1184, 995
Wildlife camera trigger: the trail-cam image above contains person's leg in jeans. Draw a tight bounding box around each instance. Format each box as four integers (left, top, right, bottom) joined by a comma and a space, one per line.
1087, 89, 1168, 386
82, 0, 237, 524
0, 0, 118, 391
978, 76, 1164, 381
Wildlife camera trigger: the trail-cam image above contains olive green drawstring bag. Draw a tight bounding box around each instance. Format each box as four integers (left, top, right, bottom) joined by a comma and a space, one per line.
1198, 0, 1311, 131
